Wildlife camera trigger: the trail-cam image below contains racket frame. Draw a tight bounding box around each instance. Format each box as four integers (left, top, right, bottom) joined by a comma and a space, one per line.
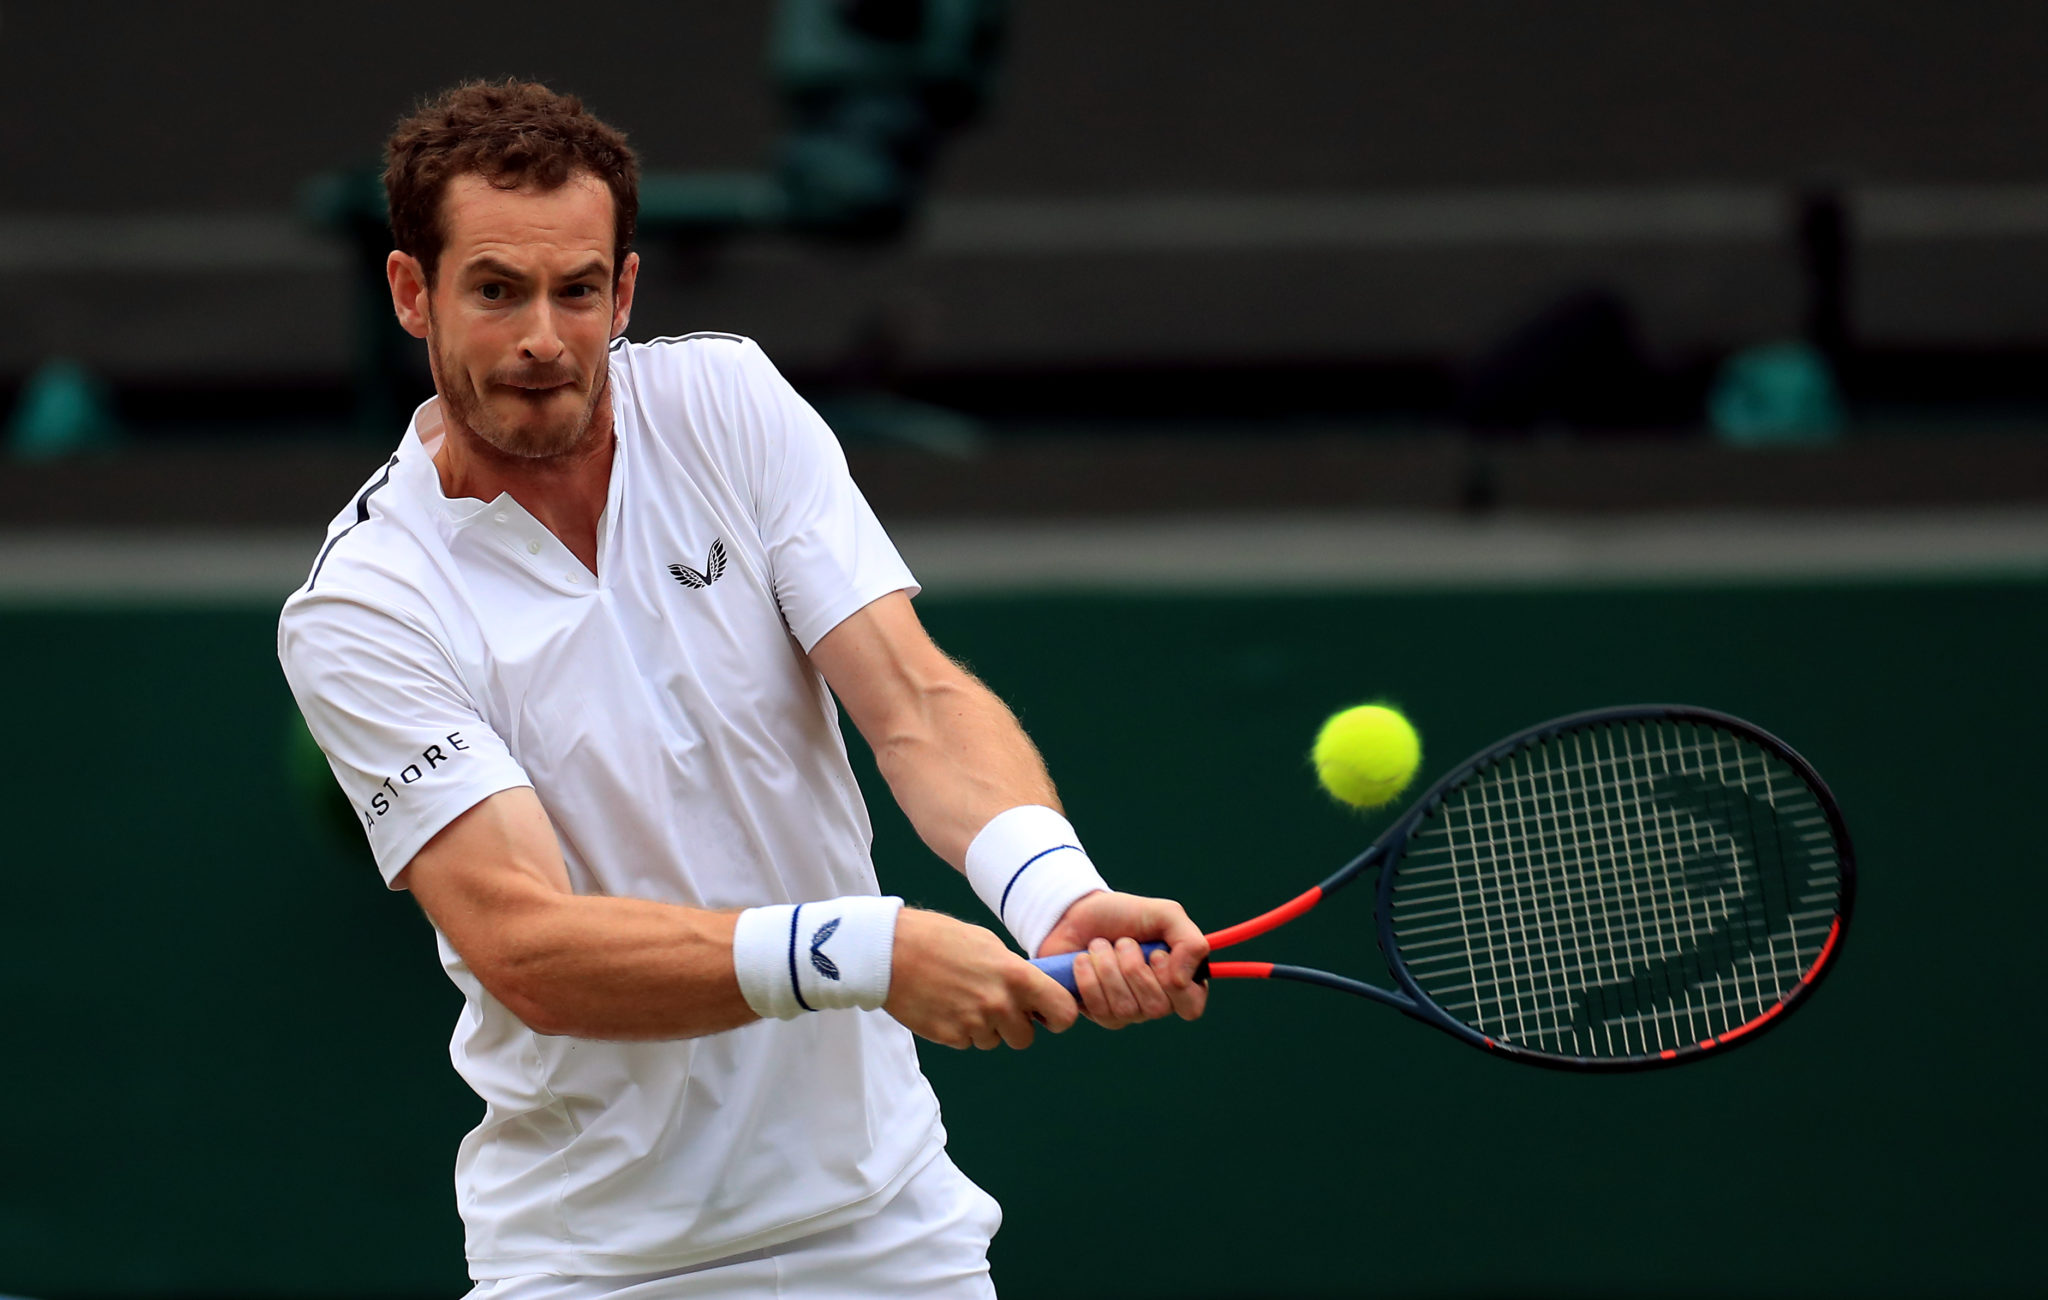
1216, 703, 1856, 1072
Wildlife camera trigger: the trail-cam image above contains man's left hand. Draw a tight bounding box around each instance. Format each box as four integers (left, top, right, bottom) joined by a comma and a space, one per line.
1037, 891, 1209, 1028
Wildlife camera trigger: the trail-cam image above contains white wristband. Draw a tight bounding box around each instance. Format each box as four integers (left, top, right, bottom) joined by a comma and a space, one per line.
732, 895, 904, 1020
964, 805, 1110, 957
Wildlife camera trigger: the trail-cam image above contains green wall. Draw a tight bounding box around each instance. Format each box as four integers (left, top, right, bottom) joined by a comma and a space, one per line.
2, 579, 2041, 1298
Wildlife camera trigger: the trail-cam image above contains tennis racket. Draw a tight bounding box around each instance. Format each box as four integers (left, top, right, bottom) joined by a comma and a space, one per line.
1032, 705, 1854, 1071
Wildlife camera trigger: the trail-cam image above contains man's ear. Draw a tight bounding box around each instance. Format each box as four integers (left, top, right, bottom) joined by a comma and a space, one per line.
611, 251, 640, 339
388, 251, 432, 340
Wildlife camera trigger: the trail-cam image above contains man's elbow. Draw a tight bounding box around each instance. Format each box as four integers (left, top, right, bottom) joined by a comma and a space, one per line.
468, 943, 579, 1037
500, 986, 577, 1037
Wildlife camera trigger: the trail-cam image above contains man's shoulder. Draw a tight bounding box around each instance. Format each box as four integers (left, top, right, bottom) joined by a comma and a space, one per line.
620, 330, 753, 350
611, 330, 760, 380
278, 523, 455, 683
611, 332, 788, 462
611, 330, 797, 406
282, 446, 444, 625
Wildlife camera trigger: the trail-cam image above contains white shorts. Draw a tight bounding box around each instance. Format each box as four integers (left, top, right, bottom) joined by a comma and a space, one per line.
466, 1152, 1003, 1300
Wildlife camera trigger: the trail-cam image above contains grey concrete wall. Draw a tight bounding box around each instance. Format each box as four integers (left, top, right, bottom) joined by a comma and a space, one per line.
3, 1, 2045, 379
7, 1, 2044, 208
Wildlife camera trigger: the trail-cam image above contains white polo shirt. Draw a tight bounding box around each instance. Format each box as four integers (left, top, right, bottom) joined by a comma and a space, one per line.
277, 334, 944, 1278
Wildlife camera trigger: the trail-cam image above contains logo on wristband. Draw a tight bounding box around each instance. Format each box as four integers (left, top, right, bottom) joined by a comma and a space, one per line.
809, 917, 842, 981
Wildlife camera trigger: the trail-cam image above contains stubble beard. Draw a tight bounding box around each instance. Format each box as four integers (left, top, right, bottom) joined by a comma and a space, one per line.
427, 326, 611, 465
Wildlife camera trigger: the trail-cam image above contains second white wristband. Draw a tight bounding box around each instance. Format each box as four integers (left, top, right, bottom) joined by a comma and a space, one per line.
964, 805, 1110, 957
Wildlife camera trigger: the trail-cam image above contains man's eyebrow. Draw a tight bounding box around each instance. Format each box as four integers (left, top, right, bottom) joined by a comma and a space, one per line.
460, 256, 530, 282
457, 256, 609, 283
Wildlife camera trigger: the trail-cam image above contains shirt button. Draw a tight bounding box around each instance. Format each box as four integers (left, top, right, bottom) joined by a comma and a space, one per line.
527, 540, 543, 555
567, 573, 582, 584
493, 511, 508, 524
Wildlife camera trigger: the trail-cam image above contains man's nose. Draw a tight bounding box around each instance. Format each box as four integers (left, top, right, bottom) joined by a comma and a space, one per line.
519, 301, 566, 363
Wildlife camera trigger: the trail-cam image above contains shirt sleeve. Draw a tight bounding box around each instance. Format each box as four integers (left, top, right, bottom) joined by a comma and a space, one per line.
279, 590, 534, 888
727, 340, 919, 651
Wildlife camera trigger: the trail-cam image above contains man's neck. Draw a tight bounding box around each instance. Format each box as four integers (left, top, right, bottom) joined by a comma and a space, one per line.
432, 401, 616, 577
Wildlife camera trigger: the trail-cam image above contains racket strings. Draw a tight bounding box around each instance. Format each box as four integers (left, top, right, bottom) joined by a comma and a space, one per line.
1388, 719, 1844, 1061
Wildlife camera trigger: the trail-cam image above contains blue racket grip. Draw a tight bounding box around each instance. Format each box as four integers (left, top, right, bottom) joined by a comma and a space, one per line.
1030, 941, 1172, 996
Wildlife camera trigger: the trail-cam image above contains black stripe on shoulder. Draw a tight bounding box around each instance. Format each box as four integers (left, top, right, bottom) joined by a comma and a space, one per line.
613, 331, 749, 351
307, 454, 400, 591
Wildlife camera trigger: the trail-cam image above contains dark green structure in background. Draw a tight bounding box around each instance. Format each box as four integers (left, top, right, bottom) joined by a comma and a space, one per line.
3, 579, 2040, 1298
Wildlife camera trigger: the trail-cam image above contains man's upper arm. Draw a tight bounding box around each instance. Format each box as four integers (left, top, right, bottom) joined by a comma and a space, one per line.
398, 786, 572, 971
808, 590, 962, 742
278, 591, 532, 887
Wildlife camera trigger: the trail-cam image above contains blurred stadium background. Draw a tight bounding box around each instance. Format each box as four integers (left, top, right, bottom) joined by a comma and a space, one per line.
3, 2, 2044, 1297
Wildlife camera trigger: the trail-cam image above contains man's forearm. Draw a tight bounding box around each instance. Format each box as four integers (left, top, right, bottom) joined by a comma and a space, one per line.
478, 895, 753, 1040
867, 670, 1060, 868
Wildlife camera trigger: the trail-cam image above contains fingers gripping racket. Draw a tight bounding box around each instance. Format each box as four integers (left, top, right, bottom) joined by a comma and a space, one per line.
1032, 705, 1854, 1072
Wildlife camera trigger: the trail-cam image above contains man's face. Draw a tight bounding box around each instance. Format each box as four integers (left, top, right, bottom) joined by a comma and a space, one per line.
418, 172, 634, 460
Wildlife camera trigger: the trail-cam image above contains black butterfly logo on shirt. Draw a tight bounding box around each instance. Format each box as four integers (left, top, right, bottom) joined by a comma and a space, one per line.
809, 917, 841, 981
667, 539, 728, 589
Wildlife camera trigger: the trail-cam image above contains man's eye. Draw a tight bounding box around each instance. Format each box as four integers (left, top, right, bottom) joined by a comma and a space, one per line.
479, 283, 505, 302
564, 285, 594, 299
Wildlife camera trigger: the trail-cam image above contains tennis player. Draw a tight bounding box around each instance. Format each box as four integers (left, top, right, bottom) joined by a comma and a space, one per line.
277, 80, 1207, 1298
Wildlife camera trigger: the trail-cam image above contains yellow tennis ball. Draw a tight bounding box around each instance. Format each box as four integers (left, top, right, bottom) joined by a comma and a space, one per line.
1312, 704, 1421, 809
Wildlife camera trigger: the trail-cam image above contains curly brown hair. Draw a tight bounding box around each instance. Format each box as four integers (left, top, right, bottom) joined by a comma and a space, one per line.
385, 79, 639, 290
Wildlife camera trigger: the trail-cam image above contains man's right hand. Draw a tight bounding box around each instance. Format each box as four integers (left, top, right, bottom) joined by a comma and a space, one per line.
885, 908, 1080, 1050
